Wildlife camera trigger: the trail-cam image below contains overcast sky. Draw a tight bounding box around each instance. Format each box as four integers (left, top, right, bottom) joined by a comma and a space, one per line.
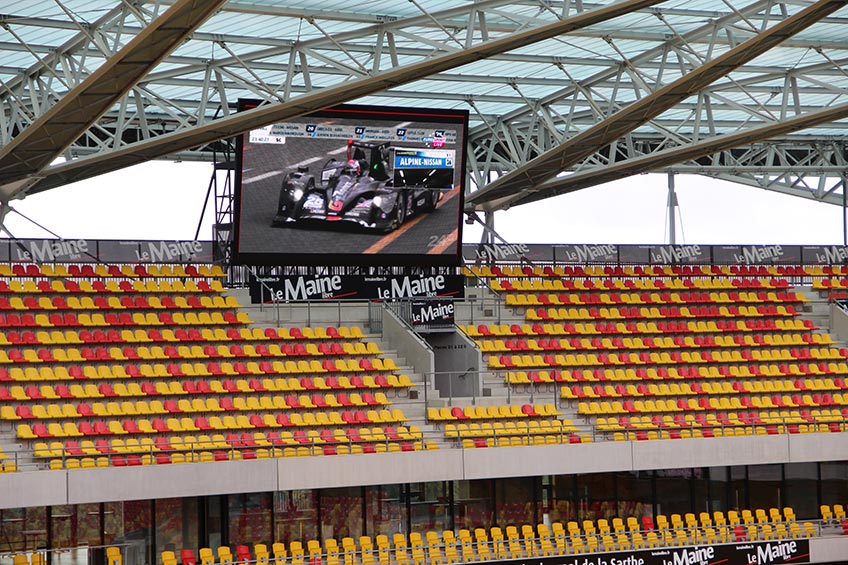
2, 159, 846, 246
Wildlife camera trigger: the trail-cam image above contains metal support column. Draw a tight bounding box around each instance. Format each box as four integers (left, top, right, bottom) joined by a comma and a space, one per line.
843, 173, 847, 247
667, 172, 678, 245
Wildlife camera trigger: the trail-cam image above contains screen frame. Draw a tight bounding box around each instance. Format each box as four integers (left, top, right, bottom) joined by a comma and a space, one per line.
232, 100, 469, 267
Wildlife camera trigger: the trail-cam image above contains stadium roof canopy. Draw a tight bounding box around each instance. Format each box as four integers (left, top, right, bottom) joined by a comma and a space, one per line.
1, 0, 848, 217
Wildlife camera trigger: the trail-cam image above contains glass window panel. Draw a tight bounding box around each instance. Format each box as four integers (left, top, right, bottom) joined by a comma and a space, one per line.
206, 496, 225, 551
366, 484, 407, 536
708, 467, 730, 513
104, 501, 153, 565
496, 477, 539, 526
575, 474, 615, 521
77, 504, 101, 547
614, 472, 652, 520
275, 491, 318, 544
748, 465, 783, 511
821, 462, 848, 509
1, 508, 31, 552
730, 466, 748, 511
784, 463, 818, 520
409, 482, 450, 532
654, 469, 691, 517
452, 480, 493, 531
229, 493, 272, 547
692, 468, 709, 515
50, 505, 77, 550
549, 476, 576, 524
321, 487, 363, 540
155, 498, 198, 557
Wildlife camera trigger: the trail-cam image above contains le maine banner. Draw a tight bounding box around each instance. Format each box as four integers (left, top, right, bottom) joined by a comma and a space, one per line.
0, 239, 214, 264
249, 273, 465, 303
2, 238, 848, 267
487, 539, 809, 565
462, 243, 848, 265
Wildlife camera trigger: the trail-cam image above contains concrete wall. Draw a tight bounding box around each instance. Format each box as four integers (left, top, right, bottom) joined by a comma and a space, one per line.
810, 535, 848, 562
381, 306, 435, 380
427, 331, 482, 398
829, 303, 848, 342
4, 432, 848, 509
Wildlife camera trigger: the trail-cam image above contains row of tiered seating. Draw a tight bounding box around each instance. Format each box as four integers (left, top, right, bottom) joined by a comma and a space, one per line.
0, 325, 362, 342
427, 403, 587, 447
0, 263, 224, 279
466, 263, 847, 278
0, 264, 422, 467
466, 318, 816, 337
157, 507, 813, 565
467, 268, 847, 441
37, 424, 435, 467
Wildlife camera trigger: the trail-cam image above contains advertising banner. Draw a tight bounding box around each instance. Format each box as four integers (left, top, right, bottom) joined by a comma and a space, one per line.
483, 539, 809, 565
801, 245, 848, 264
96, 240, 144, 264
649, 244, 711, 264
249, 273, 465, 303
409, 299, 455, 326
618, 245, 652, 264
556, 244, 619, 263
0, 239, 215, 264
11, 239, 95, 263
131, 240, 215, 263
731, 245, 802, 265
462, 243, 556, 263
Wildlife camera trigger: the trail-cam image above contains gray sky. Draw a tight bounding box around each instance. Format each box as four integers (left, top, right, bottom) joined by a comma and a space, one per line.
3, 160, 846, 246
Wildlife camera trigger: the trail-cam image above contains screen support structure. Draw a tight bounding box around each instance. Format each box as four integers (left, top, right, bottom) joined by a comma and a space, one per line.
197, 137, 236, 267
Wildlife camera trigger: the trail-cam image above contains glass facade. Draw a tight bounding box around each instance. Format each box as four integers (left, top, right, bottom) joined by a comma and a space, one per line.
0, 461, 845, 565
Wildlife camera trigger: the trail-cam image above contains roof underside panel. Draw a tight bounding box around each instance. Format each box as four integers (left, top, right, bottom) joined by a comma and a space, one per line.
0, 0, 847, 209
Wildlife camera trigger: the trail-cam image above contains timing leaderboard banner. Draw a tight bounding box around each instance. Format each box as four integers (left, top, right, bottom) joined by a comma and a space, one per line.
484, 539, 809, 565
249, 273, 465, 303
462, 243, 848, 265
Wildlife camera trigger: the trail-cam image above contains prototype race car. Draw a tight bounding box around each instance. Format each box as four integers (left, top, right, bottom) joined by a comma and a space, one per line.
272, 140, 454, 232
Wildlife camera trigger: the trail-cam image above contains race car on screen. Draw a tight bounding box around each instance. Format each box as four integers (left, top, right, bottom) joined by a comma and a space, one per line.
272, 140, 454, 232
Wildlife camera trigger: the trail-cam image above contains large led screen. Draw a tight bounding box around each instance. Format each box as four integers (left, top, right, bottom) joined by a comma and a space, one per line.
234, 103, 469, 266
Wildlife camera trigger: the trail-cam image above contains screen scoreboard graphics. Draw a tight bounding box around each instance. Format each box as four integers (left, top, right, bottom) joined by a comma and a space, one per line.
233, 103, 469, 267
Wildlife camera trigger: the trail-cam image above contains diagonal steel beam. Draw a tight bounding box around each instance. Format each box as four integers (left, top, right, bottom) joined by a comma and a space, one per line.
17, 0, 668, 197
466, 0, 848, 209
493, 100, 848, 210
0, 0, 228, 195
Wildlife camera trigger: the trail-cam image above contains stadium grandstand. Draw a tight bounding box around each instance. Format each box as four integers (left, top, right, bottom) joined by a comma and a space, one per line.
4, 2, 848, 565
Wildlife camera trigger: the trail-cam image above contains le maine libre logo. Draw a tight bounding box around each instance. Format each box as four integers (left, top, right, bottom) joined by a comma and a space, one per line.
15, 239, 89, 262
269, 274, 450, 301
474, 243, 531, 261
815, 245, 848, 263
732, 245, 784, 264
562, 244, 617, 262
650, 245, 705, 263
412, 301, 454, 324
272, 274, 343, 301
135, 240, 204, 262
375, 275, 447, 299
